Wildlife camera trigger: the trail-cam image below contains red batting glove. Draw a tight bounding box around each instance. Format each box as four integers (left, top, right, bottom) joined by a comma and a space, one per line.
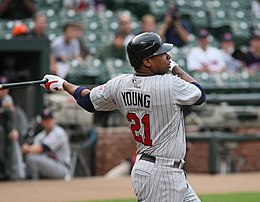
41, 74, 65, 92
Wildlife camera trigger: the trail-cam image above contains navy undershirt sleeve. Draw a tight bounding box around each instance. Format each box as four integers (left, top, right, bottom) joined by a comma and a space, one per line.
191, 82, 206, 105
73, 86, 96, 112
41, 144, 51, 152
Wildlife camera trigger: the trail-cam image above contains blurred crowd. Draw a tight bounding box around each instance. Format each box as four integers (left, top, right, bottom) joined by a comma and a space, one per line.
0, 0, 259, 81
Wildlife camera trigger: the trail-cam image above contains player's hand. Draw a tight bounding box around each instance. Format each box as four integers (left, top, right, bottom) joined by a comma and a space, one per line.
41, 74, 65, 92
22, 143, 30, 154
9, 129, 19, 142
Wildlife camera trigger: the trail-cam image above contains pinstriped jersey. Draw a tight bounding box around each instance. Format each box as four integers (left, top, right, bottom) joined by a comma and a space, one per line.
90, 72, 201, 159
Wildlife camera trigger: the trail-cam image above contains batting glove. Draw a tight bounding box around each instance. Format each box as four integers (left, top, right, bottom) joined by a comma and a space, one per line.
41, 74, 65, 92
169, 60, 178, 72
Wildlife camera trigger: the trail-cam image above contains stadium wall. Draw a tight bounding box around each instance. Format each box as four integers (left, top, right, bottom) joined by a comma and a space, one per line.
94, 127, 260, 175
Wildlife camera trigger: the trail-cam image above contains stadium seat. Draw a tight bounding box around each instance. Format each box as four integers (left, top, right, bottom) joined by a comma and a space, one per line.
149, 0, 168, 21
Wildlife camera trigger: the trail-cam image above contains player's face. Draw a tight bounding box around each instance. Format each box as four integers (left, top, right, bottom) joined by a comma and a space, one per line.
148, 53, 171, 74
41, 118, 55, 132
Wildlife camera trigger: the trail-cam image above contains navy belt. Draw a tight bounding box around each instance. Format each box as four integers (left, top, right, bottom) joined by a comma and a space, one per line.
140, 153, 183, 168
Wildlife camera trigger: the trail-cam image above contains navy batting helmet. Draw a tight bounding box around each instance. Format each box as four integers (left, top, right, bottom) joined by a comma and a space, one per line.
127, 32, 173, 69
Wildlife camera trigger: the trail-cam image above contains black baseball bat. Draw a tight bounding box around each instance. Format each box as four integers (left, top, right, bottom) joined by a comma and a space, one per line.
0, 79, 48, 90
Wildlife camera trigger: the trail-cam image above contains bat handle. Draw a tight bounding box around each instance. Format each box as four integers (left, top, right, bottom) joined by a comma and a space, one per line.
41, 79, 48, 84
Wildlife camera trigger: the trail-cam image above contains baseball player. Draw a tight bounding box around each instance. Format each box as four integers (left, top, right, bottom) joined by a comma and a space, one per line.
42, 32, 205, 202
22, 108, 71, 179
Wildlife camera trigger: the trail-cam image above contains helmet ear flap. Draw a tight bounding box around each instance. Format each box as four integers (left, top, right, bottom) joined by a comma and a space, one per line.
127, 44, 141, 68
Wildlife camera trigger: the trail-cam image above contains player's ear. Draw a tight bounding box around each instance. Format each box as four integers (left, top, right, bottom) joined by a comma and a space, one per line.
143, 58, 152, 67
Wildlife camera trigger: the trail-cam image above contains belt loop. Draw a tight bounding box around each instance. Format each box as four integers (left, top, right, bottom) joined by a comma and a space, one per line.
180, 159, 185, 169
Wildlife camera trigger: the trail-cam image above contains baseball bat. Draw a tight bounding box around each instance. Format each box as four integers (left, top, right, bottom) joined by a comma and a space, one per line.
0, 79, 48, 90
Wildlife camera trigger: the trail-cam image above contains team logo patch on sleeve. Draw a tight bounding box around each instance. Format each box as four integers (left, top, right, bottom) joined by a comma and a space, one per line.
98, 85, 104, 91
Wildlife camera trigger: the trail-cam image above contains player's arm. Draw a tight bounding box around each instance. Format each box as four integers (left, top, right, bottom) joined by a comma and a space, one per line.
22, 143, 44, 154
170, 61, 197, 83
41, 74, 96, 112
170, 60, 206, 105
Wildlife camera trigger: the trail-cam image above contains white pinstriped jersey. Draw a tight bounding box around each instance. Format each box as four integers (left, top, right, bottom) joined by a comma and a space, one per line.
90, 71, 201, 159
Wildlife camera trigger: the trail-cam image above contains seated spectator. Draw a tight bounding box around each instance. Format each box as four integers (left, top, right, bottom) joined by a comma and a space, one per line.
219, 32, 244, 73
118, 12, 135, 46
63, 0, 106, 12
244, 32, 260, 74
187, 29, 225, 73
51, 23, 81, 78
29, 12, 48, 39
157, 4, 192, 47
98, 31, 127, 62
0, 0, 36, 20
74, 23, 90, 60
63, 0, 89, 12
251, 0, 260, 18
21, 108, 71, 180
139, 14, 156, 33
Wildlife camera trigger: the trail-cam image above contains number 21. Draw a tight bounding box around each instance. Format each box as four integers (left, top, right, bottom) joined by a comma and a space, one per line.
127, 113, 152, 146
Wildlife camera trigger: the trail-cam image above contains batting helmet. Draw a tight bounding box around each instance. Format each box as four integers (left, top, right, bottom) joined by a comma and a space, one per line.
127, 32, 173, 69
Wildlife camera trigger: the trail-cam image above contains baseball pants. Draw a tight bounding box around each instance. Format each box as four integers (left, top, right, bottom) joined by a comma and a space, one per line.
25, 154, 69, 179
9, 141, 26, 180
131, 155, 201, 202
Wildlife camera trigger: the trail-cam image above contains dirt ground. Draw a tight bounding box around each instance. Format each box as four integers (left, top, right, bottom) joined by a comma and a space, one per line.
1, 173, 260, 202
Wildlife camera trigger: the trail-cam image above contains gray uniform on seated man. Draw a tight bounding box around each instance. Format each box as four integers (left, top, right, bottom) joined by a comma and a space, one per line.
22, 108, 71, 179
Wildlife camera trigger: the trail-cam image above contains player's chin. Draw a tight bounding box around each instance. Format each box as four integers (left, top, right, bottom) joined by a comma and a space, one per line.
159, 69, 169, 75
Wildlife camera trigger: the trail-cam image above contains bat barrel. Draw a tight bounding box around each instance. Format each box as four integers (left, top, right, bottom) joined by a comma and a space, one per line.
0, 79, 48, 90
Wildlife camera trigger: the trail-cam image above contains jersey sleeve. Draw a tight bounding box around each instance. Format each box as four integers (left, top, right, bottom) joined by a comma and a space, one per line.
171, 75, 202, 105
90, 80, 118, 111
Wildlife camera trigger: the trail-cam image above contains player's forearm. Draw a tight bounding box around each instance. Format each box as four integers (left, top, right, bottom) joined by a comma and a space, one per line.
172, 65, 197, 83
25, 144, 43, 154
63, 81, 90, 97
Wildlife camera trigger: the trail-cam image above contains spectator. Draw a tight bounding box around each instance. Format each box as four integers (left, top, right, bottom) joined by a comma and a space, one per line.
74, 23, 90, 60
51, 23, 81, 78
244, 32, 260, 74
0, 0, 36, 20
98, 31, 127, 62
251, 0, 260, 18
219, 32, 244, 73
157, 4, 192, 47
187, 28, 225, 73
118, 12, 135, 46
21, 108, 71, 180
63, 0, 106, 12
30, 13, 48, 39
139, 14, 156, 33
63, 0, 89, 12
11, 22, 30, 38
28, 13, 57, 76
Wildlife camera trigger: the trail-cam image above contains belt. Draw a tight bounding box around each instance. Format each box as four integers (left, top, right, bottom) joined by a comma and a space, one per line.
140, 153, 184, 169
